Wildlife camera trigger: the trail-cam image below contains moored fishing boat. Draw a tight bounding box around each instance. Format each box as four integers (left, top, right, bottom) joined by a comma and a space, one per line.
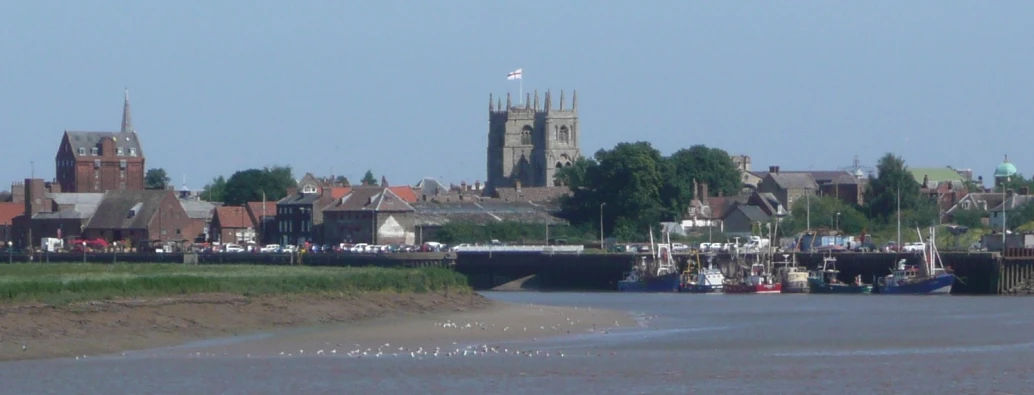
776, 253, 809, 293
874, 227, 954, 295
618, 229, 680, 292
680, 252, 725, 293
724, 262, 781, 294
808, 253, 872, 294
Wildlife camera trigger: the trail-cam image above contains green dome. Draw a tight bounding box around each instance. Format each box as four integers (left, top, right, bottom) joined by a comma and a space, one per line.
995, 156, 1017, 179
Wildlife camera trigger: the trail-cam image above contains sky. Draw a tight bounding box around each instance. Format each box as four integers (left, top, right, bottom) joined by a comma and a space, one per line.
1, 1, 1033, 191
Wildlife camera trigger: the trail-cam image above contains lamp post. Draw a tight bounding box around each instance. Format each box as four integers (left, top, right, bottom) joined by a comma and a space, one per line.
82, 240, 87, 264
835, 212, 841, 233
599, 202, 606, 250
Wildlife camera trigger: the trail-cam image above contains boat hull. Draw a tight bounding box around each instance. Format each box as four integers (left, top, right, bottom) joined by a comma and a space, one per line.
876, 273, 954, 295
680, 283, 723, 293
724, 283, 782, 294
618, 273, 680, 292
781, 281, 810, 294
808, 278, 873, 294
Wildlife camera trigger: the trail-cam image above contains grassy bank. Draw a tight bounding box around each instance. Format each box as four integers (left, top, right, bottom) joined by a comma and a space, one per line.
0, 264, 471, 305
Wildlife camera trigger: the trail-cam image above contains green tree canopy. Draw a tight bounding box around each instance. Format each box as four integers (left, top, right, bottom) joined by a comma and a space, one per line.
781, 195, 869, 235
200, 176, 226, 202
145, 168, 171, 190
335, 175, 350, 187
998, 173, 1034, 193
221, 166, 297, 205
361, 170, 377, 186
557, 142, 742, 240
864, 153, 923, 222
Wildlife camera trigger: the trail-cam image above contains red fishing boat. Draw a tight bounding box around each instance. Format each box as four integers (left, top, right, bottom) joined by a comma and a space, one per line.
724, 262, 782, 294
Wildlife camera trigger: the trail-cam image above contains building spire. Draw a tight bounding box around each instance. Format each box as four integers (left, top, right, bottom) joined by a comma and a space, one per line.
121, 88, 134, 133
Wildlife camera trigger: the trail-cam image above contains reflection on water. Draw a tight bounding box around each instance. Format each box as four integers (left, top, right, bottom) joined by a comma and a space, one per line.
2, 293, 1034, 394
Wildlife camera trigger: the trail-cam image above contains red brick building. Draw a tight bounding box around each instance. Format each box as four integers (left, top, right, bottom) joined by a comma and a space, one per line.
211, 206, 255, 244
55, 91, 145, 193
83, 190, 194, 249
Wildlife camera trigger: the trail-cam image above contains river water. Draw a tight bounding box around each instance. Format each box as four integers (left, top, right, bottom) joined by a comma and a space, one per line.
3, 293, 1032, 394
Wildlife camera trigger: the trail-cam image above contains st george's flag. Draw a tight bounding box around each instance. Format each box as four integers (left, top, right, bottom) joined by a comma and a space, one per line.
507, 68, 522, 80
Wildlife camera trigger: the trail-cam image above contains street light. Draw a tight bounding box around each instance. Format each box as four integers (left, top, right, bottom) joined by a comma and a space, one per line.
599, 202, 607, 250
835, 212, 841, 232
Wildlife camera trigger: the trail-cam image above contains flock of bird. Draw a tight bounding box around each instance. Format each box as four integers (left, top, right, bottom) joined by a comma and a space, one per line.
62, 307, 637, 361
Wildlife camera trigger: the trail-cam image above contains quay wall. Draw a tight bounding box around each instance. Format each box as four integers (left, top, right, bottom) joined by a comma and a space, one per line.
4, 252, 455, 268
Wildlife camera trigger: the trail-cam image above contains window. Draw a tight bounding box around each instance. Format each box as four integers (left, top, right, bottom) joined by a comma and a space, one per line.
94, 170, 99, 179
962, 201, 970, 209
91, 147, 98, 156
119, 160, 126, 169
520, 126, 533, 145
117, 148, 124, 156
129, 148, 137, 157
78, 147, 86, 156
558, 126, 570, 144
120, 170, 125, 178
176, 229, 181, 235
119, 181, 125, 190
94, 159, 101, 168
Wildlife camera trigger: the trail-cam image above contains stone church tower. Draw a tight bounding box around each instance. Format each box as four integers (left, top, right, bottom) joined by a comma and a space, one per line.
486, 89, 580, 193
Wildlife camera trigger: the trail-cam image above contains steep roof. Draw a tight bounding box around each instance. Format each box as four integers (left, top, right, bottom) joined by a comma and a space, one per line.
755, 171, 858, 185
388, 186, 418, 203
0, 203, 22, 225
991, 195, 1034, 212
733, 204, 771, 222
85, 190, 169, 230
215, 206, 252, 228
765, 173, 818, 190
947, 192, 1005, 214
277, 193, 324, 206
180, 199, 218, 220
246, 201, 277, 220
64, 131, 143, 158
415, 177, 450, 196
324, 187, 415, 212
909, 168, 966, 185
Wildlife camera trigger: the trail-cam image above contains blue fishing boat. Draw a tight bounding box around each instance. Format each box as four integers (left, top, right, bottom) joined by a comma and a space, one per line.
618, 229, 680, 292
875, 227, 954, 295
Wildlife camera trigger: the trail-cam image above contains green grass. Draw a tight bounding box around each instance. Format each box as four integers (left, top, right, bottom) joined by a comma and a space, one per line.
0, 264, 471, 305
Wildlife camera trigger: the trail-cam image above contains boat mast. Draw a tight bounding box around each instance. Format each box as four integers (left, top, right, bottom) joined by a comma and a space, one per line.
896, 186, 902, 250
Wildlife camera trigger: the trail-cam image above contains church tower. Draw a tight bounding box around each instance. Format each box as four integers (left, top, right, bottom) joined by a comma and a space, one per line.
486, 89, 580, 194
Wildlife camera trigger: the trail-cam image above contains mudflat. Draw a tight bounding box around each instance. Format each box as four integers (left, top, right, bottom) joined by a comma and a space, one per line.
0, 291, 490, 361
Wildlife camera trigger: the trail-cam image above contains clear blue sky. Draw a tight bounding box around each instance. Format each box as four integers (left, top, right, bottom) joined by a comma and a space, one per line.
2, 1, 1032, 191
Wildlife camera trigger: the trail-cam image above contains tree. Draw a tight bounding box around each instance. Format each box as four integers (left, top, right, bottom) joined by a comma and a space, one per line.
361, 170, 377, 186
200, 176, 227, 202
948, 208, 986, 229
1006, 201, 1034, 231
221, 166, 298, 205
781, 195, 869, 235
663, 145, 742, 214
999, 173, 1034, 193
0, 190, 11, 202
335, 175, 350, 187
145, 168, 171, 190
864, 153, 923, 222
560, 142, 669, 236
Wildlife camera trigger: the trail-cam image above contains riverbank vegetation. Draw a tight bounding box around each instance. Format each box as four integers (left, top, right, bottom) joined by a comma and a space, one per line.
553, 143, 1034, 247
0, 264, 471, 305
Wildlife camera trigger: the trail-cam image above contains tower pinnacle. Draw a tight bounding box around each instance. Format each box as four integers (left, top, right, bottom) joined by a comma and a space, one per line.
121, 88, 134, 133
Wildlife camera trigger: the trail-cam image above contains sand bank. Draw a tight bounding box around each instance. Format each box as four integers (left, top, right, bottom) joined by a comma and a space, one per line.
0, 292, 634, 361
0, 291, 488, 361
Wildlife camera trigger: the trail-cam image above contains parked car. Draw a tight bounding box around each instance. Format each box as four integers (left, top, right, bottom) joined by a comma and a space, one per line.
223, 243, 245, 253
902, 242, 925, 252
260, 244, 280, 253
671, 243, 689, 252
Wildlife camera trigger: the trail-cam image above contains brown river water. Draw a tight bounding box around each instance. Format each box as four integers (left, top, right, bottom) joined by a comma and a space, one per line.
1, 292, 1031, 394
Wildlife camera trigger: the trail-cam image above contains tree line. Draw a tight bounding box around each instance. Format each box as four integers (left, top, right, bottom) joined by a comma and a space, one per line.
143, 166, 384, 206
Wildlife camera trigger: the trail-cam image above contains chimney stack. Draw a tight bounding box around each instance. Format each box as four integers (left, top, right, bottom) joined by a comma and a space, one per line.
769, 165, 780, 174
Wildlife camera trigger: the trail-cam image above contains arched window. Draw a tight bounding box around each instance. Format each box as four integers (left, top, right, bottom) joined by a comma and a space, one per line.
558, 126, 570, 144
520, 125, 533, 145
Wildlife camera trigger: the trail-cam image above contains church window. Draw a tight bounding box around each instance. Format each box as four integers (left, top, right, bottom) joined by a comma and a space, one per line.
520, 126, 533, 145
558, 126, 570, 144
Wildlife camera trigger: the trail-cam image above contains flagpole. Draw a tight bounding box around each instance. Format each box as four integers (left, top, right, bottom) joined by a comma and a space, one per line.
519, 75, 523, 104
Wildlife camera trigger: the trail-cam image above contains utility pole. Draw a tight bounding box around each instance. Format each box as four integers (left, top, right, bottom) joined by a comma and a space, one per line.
599, 202, 606, 250
806, 188, 811, 232
896, 186, 901, 250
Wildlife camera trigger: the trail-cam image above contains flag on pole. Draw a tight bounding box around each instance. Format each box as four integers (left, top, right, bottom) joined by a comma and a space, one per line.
507, 68, 522, 80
